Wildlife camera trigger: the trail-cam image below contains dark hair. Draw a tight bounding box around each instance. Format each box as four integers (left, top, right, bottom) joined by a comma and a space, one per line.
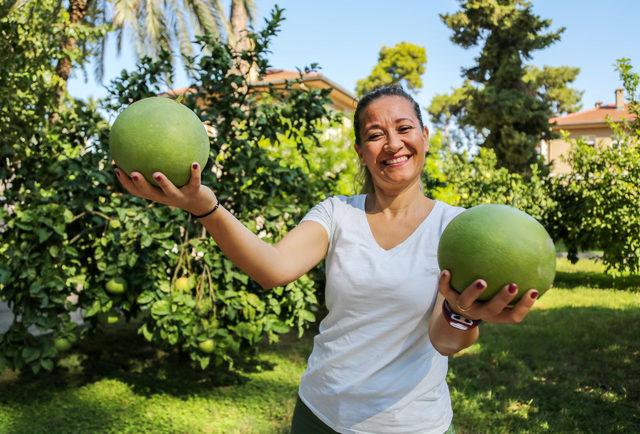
353, 85, 424, 146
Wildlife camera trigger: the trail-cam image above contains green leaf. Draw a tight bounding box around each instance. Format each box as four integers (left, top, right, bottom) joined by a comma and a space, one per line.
40, 358, 54, 372
151, 300, 171, 316
199, 356, 210, 370
136, 292, 155, 305
21, 347, 40, 363
299, 310, 316, 322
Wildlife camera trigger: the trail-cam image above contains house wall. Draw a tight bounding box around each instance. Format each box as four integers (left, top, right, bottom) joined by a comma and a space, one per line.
546, 125, 613, 174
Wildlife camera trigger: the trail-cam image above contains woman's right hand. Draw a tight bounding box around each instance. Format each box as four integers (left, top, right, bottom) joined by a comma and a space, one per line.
114, 162, 218, 216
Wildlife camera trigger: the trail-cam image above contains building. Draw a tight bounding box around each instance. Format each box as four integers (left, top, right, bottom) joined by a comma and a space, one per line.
166, 68, 357, 115
541, 88, 636, 174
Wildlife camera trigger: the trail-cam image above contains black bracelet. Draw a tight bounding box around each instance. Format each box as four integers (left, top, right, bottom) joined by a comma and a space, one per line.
442, 299, 483, 331
190, 200, 220, 219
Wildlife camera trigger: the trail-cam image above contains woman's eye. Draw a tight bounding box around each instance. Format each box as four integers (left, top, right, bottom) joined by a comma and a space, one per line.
399, 126, 412, 132
368, 134, 382, 140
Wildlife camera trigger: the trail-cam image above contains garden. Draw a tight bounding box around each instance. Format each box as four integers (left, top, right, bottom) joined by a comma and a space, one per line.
1, 1, 639, 432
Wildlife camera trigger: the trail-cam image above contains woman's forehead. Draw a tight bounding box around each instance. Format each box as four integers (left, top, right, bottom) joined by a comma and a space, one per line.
360, 96, 417, 126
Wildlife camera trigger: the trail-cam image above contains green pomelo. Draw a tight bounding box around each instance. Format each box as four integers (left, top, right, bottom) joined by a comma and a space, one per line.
199, 339, 215, 354
109, 96, 210, 187
437, 204, 556, 303
175, 276, 196, 292
53, 337, 72, 352
105, 277, 127, 295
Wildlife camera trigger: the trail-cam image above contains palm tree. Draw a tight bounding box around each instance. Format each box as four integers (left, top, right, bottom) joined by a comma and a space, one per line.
52, 0, 255, 114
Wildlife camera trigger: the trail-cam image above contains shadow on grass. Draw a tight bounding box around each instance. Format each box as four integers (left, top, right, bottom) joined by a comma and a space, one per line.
0, 325, 288, 403
449, 306, 640, 433
554, 270, 640, 291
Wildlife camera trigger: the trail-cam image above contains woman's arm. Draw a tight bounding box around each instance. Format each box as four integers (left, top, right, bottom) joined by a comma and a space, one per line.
429, 270, 539, 356
115, 163, 329, 289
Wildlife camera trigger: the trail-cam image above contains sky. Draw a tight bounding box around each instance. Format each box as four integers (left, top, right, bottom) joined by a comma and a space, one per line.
68, 0, 640, 128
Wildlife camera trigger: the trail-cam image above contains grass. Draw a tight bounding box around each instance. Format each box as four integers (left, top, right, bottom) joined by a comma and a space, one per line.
0, 258, 639, 433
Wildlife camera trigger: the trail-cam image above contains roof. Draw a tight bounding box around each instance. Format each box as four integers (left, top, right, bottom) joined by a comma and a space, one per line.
164, 68, 357, 112
550, 103, 636, 129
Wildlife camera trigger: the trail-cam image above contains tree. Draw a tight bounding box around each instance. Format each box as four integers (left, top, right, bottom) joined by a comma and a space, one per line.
1, 6, 340, 373
355, 42, 427, 96
546, 59, 640, 274
50, 0, 257, 114
438, 0, 582, 175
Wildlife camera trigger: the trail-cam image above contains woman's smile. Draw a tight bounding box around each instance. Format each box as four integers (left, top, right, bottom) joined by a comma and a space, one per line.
381, 154, 412, 167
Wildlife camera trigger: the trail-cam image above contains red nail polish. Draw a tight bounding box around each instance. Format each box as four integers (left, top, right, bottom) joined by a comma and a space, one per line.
508, 283, 518, 294
476, 281, 486, 290
192, 163, 199, 169
153, 174, 161, 181
530, 291, 539, 299
132, 174, 139, 181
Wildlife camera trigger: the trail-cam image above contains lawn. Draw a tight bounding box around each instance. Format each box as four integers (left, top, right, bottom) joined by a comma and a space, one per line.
0, 258, 638, 433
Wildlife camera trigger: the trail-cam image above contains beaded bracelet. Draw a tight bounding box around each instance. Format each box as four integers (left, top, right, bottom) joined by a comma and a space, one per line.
190, 200, 220, 219
442, 299, 482, 331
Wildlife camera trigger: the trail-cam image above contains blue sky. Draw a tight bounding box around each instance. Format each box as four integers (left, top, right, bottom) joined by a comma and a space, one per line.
68, 0, 640, 127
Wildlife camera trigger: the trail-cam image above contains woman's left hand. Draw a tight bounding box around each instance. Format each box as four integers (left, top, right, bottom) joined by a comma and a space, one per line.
438, 269, 539, 324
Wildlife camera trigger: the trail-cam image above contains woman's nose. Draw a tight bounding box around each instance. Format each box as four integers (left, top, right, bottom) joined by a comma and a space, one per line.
384, 133, 403, 153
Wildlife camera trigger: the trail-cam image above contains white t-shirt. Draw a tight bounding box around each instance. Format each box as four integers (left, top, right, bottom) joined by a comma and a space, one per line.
299, 194, 465, 434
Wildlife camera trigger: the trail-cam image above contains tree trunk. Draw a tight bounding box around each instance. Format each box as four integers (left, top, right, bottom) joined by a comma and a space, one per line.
51, 0, 89, 123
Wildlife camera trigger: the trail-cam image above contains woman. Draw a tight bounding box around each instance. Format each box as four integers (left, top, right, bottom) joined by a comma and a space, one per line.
115, 85, 538, 433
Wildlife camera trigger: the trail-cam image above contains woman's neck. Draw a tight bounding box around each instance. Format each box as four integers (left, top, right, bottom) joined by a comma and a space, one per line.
366, 180, 428, 218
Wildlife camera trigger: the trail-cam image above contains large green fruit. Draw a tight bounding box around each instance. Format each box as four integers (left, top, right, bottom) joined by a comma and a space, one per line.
109, 96, 210, 187
437, 204, 556, 303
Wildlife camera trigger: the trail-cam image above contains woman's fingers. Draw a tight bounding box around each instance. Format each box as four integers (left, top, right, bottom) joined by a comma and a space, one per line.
183, 162, 202, 192
438, 270, 485, 320
152, 171, 181, 198
455, 278, 487, 314
490, 288, 539, 323
481, 283, 519, 318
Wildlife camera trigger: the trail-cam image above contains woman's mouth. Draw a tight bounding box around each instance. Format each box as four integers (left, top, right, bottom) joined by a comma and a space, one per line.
382, 155, 411, 167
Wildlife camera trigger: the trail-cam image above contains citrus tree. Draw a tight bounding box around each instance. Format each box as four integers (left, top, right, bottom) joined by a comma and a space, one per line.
1, 6, 339, 373
546, 59, 640, 274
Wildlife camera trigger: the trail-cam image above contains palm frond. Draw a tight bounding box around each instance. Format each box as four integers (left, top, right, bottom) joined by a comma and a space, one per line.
211, 0, 231, 39
243, 0, 256, 24
184, 0, 221, 39
172, 0, 194, 59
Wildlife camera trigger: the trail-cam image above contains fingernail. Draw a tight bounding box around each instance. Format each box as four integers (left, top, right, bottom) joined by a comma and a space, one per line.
441, 270, 448, 278
192, 162, 199, 170
530, 291, 539, 299
508, 283, 518, 294
153, 174, 161, 181
114, 169, 120, 177
476, 281, 486, 290
132, 174, 140, 181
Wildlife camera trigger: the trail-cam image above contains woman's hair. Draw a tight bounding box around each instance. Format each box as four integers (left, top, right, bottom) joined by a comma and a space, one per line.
353, 85, 424, 195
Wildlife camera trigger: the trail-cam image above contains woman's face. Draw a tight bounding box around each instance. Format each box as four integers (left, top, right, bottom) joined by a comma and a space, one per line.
355, 95, 429, 191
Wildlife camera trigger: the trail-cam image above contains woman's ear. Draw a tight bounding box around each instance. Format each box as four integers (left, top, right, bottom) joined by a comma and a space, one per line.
353, 142, 364, 163
423, 126, 430, 154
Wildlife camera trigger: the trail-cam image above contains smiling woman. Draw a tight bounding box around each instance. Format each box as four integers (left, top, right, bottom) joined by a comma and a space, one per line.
115, 84, 540, 434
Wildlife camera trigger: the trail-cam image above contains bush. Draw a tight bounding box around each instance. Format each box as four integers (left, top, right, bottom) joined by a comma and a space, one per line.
426, 138, 554, 222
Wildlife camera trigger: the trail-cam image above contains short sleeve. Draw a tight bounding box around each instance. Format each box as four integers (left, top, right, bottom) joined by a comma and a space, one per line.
300, 196, 336, 240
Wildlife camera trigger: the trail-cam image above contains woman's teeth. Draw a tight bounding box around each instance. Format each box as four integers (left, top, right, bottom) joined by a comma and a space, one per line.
384, 155, 409, 165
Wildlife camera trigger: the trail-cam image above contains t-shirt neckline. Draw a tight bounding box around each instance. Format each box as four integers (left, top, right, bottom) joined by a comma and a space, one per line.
357, 194, 440, 253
